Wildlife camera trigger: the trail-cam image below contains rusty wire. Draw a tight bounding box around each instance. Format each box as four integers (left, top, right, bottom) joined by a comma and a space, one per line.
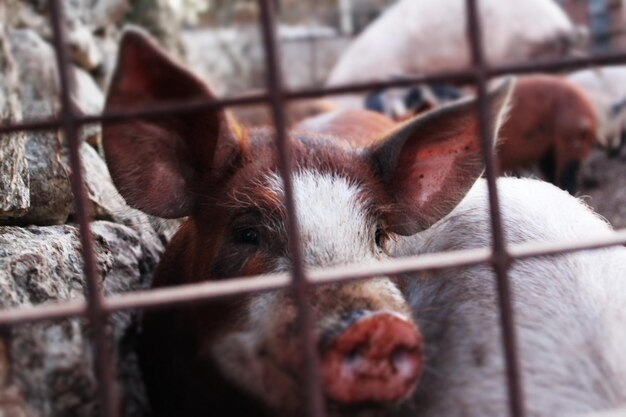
4, 48, 626, 138
47, 1, 118, 416
0, 229, 624, 328
257, 0, 327, 415
464, 0, 524, 415
0, 1, 625, 417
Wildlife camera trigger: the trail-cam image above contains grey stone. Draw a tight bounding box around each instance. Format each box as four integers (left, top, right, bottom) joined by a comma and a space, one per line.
17, 102, 72, 227
9, 28, 106, 119
71, 67, 104, 146
0, 221, 159, 417
72, 66, 104, 117
125, 0, 186, 59
66, 24, 103, 72
90, 0, 130, 32
0, 1, 189, 415
182, 26, 264, 95
0, 336, 37, 417
0, 6, 30, 220
4, 26, 108, 225
182, 25, 349, 95
8, 29, 60, 109
3, 1, 46, 33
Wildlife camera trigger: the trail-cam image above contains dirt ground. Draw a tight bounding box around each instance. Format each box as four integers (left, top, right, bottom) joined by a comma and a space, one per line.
579, 146, 626, 229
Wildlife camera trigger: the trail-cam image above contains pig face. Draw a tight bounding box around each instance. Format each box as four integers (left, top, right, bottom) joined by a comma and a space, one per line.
103, 29, 512, 417
142, 127, 425, 414
197, 138, 421, 412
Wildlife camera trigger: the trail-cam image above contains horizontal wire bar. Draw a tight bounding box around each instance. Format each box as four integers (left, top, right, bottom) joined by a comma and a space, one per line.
0, 93, 271, 135
0, 228, 624, 327
3, 50, 626, 136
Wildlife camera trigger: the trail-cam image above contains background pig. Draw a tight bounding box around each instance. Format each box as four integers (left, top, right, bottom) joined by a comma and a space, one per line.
325, 0, 584, 109
497, 74, 600, 195
345, 74, 600, 195
393, 177, 626, 417
102, 30, 511, 417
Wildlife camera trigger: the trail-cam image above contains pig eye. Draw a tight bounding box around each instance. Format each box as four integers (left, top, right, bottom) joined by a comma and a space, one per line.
234, 227, 260, 246
375, 226, 386, 249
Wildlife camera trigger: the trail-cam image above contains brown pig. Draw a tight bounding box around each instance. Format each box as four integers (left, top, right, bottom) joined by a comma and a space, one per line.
497, 74, 600, 194
102, 29, 512, 417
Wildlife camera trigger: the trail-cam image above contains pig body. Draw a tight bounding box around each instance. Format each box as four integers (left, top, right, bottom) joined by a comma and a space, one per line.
394, 177, 626, 417
326, 0, 582, 109
497, 74, 599, 195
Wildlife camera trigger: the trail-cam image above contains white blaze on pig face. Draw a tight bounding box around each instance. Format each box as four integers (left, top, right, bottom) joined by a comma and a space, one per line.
275, 170, 385, 267
210, 170, 410, 412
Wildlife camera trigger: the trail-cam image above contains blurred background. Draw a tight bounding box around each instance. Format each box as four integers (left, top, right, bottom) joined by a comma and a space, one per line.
5, 0, 625, 228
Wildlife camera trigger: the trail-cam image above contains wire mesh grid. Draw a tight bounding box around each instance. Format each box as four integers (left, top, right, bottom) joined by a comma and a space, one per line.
1, 0, 626, 417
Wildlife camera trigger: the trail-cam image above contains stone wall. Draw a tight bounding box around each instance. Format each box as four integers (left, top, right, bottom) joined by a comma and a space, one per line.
0, 1, 190, 416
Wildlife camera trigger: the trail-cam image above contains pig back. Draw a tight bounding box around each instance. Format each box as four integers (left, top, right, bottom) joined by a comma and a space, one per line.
392, 177, 626, 417
294, 109, 396, 147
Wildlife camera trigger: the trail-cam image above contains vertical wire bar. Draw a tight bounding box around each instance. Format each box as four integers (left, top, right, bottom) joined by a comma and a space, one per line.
257, 1, 327, 417
464, 1, 526, 417
48, 1, 118, 416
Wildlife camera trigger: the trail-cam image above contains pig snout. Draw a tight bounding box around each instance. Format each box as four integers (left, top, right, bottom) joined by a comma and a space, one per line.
321, 312, 424, 405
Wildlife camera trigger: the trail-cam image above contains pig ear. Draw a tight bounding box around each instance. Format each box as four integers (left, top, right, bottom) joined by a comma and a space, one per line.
371, 78, 514, 235
102, 28, 241, 218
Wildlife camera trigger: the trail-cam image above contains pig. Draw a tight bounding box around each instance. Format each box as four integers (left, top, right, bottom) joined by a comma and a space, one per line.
102, 29, 512, 417
103, 30, 626, 417
567, 66, 626, 154
393, 176, 626, 417
325, 0, 585, 110
496, 74, 600, 195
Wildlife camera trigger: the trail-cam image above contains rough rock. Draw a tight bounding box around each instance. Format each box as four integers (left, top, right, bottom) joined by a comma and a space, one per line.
9, 28, 105, 119
91, 0, 131, 30
13, 101, 72, 227
183, 25, 349, 95
6, 28, 108, 225
182, 26, 264, 95
72, 67, 104, 146
125, 0, 186, 58
8, 29, 60, 109
0, 221, 160, 417
11, 0, 104, 72
0, 332, 37, 417
0, 1, 189, 415
72, 67, 105, 117
0, 6, 30, 220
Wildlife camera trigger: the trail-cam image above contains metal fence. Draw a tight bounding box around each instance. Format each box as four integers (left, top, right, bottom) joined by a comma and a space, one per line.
1, 1, 626, 417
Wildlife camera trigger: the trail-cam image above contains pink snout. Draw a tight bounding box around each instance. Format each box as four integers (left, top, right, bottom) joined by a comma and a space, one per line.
321, 313, 424, 404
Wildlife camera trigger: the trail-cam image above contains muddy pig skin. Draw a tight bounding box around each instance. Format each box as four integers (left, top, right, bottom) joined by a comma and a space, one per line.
102, 29, 626, 417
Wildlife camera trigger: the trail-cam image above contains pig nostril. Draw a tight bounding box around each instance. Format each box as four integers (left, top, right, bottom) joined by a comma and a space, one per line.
346, 347, 362, 363
392, 346, 418, 376
344, 345, 367, 371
